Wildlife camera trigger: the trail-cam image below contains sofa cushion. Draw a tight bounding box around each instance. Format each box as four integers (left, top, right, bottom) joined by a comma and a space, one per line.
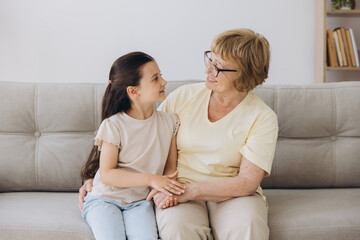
0, 192, 94, 240
264, 188, 360, 240
256, 82, 360, 188
0, 83, 106, 191
1, 81, 360, 191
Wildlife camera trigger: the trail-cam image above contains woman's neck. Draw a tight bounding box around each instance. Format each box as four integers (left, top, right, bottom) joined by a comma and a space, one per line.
211, 90, 248, 108
126, 102, 154, 120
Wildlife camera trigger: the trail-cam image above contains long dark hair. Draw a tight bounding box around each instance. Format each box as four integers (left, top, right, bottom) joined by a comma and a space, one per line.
80, 52, 154, 181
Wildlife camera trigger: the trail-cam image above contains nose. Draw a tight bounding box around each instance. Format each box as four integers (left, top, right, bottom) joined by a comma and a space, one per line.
161, 77, 167, 86
205, 63, 212, 76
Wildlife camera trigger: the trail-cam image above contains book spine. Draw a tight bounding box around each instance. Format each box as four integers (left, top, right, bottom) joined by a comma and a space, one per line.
346, 29, 356, 67
340, 28, 352, 67
327, 29, 338, 67
333, 31, 343, 66
349, 28, 359, 67
335, 29, 348, 67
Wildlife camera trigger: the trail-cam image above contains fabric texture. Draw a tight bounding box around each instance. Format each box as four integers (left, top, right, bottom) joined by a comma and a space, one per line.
0, 192, 94, 240
1, 81, 360, 240
90, 110, 179, 205
157, 82, 278, 198
264, 188, 360, 240
156, 193, 268, 240
82, 195, 158, 240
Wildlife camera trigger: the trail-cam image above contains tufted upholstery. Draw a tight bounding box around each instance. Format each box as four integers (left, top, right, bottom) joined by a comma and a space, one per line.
254, 83, 360, 189
1, 81, 360, 191
1, 81, 360, 240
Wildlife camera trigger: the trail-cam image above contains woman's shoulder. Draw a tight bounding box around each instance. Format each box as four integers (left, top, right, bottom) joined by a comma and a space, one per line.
158, 82, 208, 114
246, 92, 277, 118
168, 82, 207, 100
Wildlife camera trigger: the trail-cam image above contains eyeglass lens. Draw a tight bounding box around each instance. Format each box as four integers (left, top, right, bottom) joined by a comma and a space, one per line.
204, 52, 219, 77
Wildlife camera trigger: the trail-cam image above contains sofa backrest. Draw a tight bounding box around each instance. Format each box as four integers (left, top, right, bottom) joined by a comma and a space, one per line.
1, 81, 360, 192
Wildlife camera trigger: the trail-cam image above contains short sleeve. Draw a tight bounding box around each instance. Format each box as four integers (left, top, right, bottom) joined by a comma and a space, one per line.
239, 111, 278, 176
94, 118, 121, 151
169, 113, 181, 136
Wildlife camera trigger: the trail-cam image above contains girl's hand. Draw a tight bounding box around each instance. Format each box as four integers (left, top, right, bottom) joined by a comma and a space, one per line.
149, 173, 185, 196
78, 179, 93, 211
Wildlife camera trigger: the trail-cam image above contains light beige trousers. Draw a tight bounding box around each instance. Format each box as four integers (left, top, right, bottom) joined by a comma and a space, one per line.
155, 193, 269, 240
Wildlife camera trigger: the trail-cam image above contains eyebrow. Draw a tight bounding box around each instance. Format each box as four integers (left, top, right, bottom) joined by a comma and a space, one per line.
213, 58, 225, 68
151, 73, 159, 79
211, 54, 225, 67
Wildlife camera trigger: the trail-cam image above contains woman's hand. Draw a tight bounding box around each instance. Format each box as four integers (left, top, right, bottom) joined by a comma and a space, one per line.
149, 171, 185, 196
154, 192, 179, 209
148, 183, 196, 209
78, 179, 93, 211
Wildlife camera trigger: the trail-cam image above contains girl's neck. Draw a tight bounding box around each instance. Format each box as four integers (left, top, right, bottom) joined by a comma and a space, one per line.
125, 102, 154, 120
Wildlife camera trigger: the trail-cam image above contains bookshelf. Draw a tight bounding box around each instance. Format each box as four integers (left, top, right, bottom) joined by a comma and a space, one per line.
314, 0, 360, 83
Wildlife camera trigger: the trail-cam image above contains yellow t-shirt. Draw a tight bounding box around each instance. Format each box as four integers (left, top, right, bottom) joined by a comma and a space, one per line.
158, 83, 278, 196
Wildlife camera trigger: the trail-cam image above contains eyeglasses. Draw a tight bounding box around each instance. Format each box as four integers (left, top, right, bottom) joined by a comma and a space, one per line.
204, 51, 237, 77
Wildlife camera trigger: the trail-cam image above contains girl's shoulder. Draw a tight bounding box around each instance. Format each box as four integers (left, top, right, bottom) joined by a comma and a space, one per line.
155, 110, 180, 136
98, 113, 124, 131
155, 110, 178, 122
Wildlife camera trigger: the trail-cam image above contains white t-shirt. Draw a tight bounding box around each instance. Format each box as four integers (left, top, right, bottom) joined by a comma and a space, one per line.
89, 110, 179, 204
158, 83, 278, 198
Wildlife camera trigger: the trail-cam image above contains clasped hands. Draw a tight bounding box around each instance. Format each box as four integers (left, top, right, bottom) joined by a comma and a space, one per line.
78, 171, 187, 211
146, 170, 186, 209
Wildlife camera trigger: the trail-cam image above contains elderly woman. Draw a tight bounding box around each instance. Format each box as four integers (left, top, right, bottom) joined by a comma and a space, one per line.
79, 28, 278, 240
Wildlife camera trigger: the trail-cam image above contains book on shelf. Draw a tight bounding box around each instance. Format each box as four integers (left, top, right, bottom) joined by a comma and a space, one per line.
335, 28, 348, 67
327, 30, 338, 67
346, 29, 356, 67
333, 31, 344, 66
340, 28, 352, 67
349, 28, 360, 67
327, 27, 360, 68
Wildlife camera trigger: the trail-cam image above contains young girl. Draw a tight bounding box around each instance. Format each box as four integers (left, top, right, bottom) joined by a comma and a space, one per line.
80, 52, 184, 240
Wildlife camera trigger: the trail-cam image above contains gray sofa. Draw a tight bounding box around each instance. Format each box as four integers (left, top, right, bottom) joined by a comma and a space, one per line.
1, 80, 360, 240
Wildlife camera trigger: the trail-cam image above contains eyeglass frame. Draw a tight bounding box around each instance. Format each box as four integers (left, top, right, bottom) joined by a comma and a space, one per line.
204, 51, 238, 77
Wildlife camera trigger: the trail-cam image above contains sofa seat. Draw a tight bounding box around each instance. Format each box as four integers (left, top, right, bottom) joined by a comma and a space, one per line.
0, 192, 94, 240
264, 188, 360, 240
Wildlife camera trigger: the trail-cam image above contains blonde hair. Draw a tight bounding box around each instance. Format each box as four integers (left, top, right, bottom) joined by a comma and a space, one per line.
211, 28, 270, 92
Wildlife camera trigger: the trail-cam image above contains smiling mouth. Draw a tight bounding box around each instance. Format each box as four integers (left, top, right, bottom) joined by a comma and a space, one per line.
207, 77, 217, 82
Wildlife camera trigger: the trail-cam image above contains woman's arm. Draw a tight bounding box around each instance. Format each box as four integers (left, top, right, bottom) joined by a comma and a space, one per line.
151, 156, 265, 206
100, 140, 184, 196
180, 156, 265, 202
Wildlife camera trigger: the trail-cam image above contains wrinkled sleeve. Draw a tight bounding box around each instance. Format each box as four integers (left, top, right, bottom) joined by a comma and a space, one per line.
239, 111, 278, 176
169, 113, 181, 136
94, 118, 121, 151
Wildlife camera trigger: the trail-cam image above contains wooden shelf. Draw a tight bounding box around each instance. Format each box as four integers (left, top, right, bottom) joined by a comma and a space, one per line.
326, 67, 360, 70
327, 9, 360, 16
314, 0, 360, 83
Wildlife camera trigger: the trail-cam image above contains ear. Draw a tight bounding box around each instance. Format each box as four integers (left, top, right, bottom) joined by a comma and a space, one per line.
127, 86, 139, 98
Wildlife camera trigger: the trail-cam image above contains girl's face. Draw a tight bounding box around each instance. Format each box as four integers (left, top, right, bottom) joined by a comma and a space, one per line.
204, 52, 238, 94
136, 61, 167, 103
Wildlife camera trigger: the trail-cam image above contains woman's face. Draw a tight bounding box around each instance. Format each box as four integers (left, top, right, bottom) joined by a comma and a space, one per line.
204, 52, 238, 94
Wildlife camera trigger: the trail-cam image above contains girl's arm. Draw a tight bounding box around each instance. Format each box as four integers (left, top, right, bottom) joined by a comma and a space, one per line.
163, 136, 178, 176
146, 136, 183, 208
100, 140, 184, 196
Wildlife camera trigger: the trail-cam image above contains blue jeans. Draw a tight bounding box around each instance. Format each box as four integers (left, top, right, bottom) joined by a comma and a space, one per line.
82, 195, 159, 240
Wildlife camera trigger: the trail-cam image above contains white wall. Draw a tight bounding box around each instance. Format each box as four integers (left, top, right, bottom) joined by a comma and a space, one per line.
0, 0, 315, 85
